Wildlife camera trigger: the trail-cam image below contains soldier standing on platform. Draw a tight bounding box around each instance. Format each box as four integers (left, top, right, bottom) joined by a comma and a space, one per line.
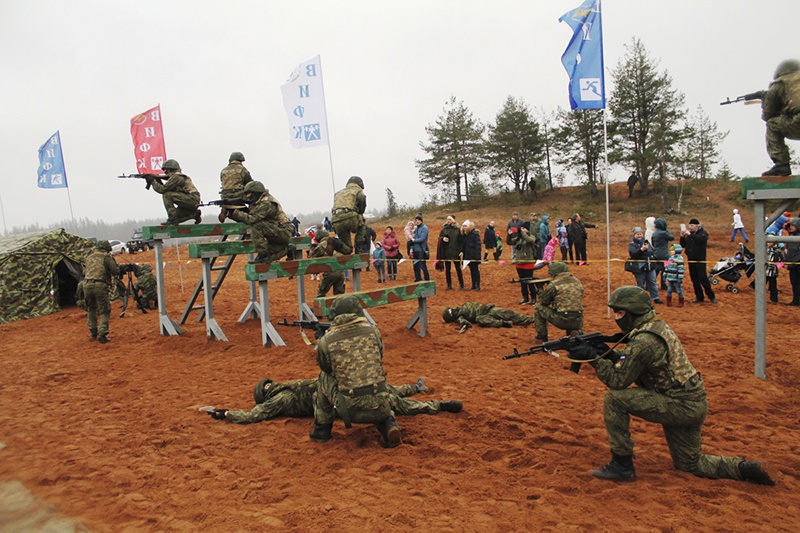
218, 151, 252, 222
331, 176, 367, 255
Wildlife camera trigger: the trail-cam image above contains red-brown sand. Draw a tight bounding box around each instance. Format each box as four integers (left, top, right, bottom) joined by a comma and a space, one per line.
1, 183, 798, 531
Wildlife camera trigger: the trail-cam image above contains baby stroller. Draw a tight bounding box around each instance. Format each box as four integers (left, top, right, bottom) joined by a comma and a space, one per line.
708, 243, 755, 293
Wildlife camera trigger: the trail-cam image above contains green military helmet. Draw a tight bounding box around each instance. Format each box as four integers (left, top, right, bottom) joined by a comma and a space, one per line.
140, 264, 153, 273
548, 261, 569, 276
95, 240, 112, 252
161, 159, 181, 171
347, 175, 364, 189
253, 378, 274, 404
442, 307, 459, 323
315, 229, 329, 242
774, 59, 800, 79
328, 295, 364, 319
243, 180, 266, 203
608, 286, 653, 315
229, 151, 245, 162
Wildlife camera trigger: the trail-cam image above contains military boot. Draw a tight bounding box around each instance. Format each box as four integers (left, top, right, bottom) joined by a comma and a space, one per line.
249, 252, 272, 264
415, 377, 429, 393
738, 461, 776, 486
501, 320, 512, 328
90, 331, 98, 341
439, 400, 463, 413
286, 243, 297, 260
194, 209, 202, 224
762, 163, 791, 177
98, 335, 110, 344
377, 416, 402, 448
309, 422, 333, 442
591, 454, 635, 481
535, 334, 548, 342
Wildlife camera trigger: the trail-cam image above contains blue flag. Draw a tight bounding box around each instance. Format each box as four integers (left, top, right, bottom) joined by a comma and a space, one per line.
559, 0, 605, 110
37, 131, 68, 189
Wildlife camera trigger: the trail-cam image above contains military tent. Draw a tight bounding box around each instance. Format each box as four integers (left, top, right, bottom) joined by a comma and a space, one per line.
0, 229, 94, 324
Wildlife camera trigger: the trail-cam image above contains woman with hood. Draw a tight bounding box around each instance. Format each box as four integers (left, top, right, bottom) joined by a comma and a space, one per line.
460, 220, 482, 291
644, 216, 657, 245
651, 218, 674, 290
539, 215, 551, 258
627, 226, 661, 303
730, 209, 749, 243
556, 219, 569, 261
381, 226, 401, 281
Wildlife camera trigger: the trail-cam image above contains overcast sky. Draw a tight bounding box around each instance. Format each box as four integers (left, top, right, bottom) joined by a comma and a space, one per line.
1, 0, 798, 233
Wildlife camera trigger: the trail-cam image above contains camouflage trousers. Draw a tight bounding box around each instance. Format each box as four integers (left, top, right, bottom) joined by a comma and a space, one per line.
332, 213, 365, 255
603, 378, 744, 480
475, 307, 534, 328
251, 221, 293, 259
314, 371, 393, 426
766, 113, 800, 165
533, 305, 583, 338
162, 191, 200, 223
84, 281, 111, 337
316, 271, 345, 298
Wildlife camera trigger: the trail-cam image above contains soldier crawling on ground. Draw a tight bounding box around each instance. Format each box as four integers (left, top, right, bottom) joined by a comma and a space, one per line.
203, 376, 462, 424
442, 301, 534, 333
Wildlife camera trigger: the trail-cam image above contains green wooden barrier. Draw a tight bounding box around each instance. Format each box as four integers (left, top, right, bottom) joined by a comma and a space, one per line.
244, 254, 370, 281
741, 175, 800, 199
142, 223, 249, 240
313, 281, 436, 316
188, 236, 312, 259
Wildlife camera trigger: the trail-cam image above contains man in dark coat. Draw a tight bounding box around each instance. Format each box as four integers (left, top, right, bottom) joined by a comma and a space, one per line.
680, 218, 716, 304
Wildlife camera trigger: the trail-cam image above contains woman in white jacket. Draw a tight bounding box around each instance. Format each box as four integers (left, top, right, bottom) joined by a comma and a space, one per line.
730, 209, 749, 243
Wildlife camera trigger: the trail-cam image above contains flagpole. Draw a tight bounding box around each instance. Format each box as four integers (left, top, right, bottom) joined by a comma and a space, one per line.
317, 56, 337, 195
603, 108, 611, 318
59, 131, 76, 224
0, 189, 7, 234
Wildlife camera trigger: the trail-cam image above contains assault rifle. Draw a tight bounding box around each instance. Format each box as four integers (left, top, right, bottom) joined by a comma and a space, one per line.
720, 90, 766, 106
276, 318, 332, 343
199, 198, 248, 209
117, 173, 164, 190
502, 331, 627, 374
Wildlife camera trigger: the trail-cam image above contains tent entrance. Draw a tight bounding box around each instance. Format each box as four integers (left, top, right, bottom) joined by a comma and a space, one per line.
55, 258, 81, 307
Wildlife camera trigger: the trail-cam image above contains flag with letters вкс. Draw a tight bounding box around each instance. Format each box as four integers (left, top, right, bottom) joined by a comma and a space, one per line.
559, 0, 605, 110
37, 131, 68, 189
281, 55, 330, 149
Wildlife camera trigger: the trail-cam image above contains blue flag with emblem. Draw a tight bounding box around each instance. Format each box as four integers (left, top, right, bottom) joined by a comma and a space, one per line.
559, 0, 605, 110
37, 131, 69, 188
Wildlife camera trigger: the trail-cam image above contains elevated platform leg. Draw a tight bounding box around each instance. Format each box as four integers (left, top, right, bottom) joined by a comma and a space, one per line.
154, 240, 183, 336
238, 252, 261, 323
257, 279, 285, 347
201, 257, 227, 341
405, 296, 429, 337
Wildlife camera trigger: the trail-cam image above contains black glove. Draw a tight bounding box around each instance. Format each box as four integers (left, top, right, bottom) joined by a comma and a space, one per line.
209, 409, 229, 421
602, 332, 626, 344
566, 339, 599, 362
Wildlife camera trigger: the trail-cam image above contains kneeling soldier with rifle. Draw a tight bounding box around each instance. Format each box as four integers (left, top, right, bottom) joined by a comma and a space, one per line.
564, 285, 777, 485
223, 181, 294, 264
146, 159, 202, 225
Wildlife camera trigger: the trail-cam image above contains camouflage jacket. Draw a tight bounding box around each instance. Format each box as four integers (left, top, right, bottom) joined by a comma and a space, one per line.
225, 379, 317, 424
763, 70, 800, 120
592, 313, 699, 393
454, 302, 495, 328
332, 183, 366, 218
219, 161, 252, 198
151, 172, 200, 199
316, 314, 385, 391
83, 250, 119, 285
512, 228, 538, 264
232, 191, 291, 227
537, 272, 583, 313
134, 270, 157, 298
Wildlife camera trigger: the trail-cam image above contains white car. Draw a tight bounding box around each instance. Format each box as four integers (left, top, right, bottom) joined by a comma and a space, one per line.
109, 240, 127, 255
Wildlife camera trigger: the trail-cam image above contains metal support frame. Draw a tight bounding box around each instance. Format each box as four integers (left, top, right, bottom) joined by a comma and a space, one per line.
255, 271, 285, 347
747, 188, 800, 379
153, 239, 183, 336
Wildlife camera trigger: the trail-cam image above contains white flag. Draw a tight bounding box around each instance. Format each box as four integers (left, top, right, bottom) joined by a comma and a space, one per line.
281, 55, 329, 149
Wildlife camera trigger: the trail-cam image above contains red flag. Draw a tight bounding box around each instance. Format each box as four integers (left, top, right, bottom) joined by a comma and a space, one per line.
130, 105, 167, 174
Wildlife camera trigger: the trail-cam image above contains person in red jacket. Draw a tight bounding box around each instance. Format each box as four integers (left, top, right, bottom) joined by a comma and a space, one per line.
381, 226, 401, 281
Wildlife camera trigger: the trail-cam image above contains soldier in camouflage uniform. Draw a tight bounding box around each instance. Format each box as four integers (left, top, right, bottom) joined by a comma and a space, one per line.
762, 59, 800, 176
217, 151, 253, 222
532, 262, 584, 342
567, 286, 776, 485
82, 240, 119, 344
226, 181, 294, 263
134, 264, 157, 309
310, 295, 402, 448
309, 228, 348, 298
147, 159, 202, 225
442, 301, 534, 332
331, 176, 367, 255
205, 376, 462, 424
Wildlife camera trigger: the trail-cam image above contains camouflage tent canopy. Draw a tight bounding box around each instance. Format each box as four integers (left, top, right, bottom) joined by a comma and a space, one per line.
0, 229, 95, 324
